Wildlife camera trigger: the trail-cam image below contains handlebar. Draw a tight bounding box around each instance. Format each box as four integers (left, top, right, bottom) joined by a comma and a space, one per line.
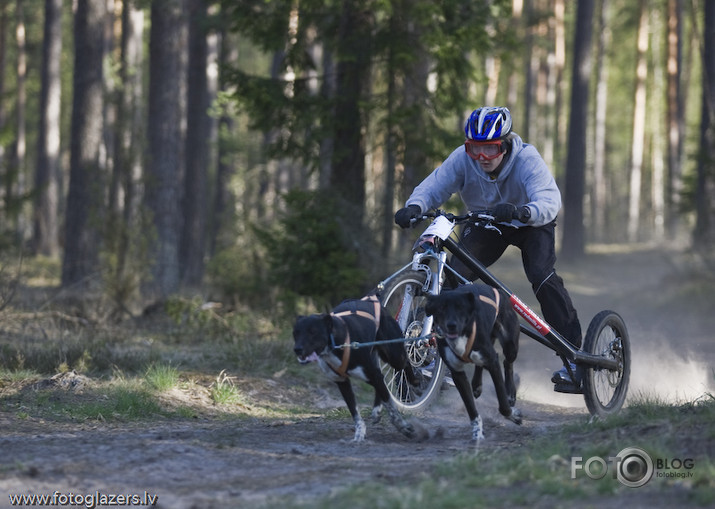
410, 209, 502, 227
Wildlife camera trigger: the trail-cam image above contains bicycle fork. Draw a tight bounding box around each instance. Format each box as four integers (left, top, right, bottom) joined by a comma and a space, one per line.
406, 249, 450, 341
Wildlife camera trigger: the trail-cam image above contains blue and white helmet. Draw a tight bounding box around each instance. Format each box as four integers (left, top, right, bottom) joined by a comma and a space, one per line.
464, 107, 512, 141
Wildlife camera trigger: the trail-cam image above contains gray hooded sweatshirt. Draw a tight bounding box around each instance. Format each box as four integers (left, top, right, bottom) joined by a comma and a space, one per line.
405, 133, 561, 227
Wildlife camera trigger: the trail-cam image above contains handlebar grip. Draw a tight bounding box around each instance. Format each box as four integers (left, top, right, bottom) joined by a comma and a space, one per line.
409, 215, 427, 227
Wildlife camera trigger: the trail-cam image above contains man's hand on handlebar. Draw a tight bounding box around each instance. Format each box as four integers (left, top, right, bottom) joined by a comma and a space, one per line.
394, 204, 422, 228
493, 203, 531, 223
493, 203, 517, 223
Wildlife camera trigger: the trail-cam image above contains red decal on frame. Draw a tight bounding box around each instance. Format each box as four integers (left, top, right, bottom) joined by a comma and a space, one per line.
510, 294, 551, 336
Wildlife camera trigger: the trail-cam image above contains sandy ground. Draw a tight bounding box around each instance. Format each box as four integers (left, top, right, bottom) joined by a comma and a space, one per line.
1, 245, 713, 508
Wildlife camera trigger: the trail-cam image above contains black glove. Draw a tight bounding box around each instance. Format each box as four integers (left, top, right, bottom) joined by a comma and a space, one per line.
493, 203, 517, 223
394, 205, 422, 228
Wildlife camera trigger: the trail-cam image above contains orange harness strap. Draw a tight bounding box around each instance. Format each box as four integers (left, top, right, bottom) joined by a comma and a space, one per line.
334, 325, 351, 377
331, 294, 381, 327
329, 295, 382, 378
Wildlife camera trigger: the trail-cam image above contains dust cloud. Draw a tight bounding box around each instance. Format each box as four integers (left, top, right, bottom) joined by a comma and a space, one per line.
511, 333, 714, 410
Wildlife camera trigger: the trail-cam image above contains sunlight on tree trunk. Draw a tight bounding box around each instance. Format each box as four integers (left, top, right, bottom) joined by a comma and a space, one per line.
13, 0, 26, 238
666, 0, 684, 239
33, 0, 62, 257
627, 0, 649, 243
650, 9, 666, 241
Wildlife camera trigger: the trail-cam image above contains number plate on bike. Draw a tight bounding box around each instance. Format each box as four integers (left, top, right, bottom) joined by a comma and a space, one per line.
422, 215, 455, 240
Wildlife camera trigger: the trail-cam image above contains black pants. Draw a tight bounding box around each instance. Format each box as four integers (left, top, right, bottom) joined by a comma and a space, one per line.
447, 220, 582, 349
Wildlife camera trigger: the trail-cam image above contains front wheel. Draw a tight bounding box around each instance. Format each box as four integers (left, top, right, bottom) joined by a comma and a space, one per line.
582, 310, 631, 417
378, 270, 445, 414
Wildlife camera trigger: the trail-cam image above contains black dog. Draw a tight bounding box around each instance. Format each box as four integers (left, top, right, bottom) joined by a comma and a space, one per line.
293, 295, 422, 442
425, 284, 522, 440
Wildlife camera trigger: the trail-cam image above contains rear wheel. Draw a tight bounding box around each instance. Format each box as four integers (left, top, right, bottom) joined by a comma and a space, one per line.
582, 310, 631, 417
378, 270, 445, 414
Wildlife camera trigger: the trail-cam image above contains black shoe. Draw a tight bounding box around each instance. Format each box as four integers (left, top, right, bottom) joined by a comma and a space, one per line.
552, 362, 584, 394
551, 362, 582, 384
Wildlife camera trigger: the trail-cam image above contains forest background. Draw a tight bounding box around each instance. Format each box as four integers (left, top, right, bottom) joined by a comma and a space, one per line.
0, 0, 714, 317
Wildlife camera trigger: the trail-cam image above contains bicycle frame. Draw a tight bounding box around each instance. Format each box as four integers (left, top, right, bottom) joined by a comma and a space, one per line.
442, 237, 619, 371
385, 214, 618, 372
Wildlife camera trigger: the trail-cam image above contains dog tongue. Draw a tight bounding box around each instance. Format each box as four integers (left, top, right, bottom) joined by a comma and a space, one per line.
304, 352, 320, 363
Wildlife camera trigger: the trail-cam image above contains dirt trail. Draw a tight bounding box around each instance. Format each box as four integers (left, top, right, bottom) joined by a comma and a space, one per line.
0, 392, 584, 509
1, 246, 713, 508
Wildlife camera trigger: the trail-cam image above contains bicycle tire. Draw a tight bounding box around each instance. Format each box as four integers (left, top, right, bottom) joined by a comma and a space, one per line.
378, 270, 445, 414
582, 310, 631, 417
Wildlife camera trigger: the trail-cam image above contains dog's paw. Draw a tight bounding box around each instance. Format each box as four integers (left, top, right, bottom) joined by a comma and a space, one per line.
472, 385, 483, 399
508, 408, 523, 425
370, 404, 383, 424
470, 416, 485, 441
353, 419, 367, 442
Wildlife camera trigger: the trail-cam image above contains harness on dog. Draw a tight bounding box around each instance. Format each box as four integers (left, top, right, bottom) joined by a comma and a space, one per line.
456, 288, 500, 363
327, 295, 382, 378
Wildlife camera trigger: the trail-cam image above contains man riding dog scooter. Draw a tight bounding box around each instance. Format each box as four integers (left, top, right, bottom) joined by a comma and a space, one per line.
395, 106, 584, 393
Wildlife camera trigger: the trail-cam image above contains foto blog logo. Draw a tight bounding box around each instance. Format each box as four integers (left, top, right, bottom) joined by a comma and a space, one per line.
571, 447, 696, 487
571, 447, 655, 487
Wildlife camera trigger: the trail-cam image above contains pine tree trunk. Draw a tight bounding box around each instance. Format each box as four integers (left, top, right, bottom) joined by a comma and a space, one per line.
211, 27, 237, 257
12, 0, 26, 237
693, 0, 715, 248
330, 0, 371, 217
112, 0, 144, 285
666, 0, 684, 239
561, 0, 594, 260
181, 0, 209, 288
627, 0, 649, 243
145, 0, 187, 298
592, 0, 610, 243
381, 11, 398, 259
33, 0, 62, 257
62, 0, 106, 287
0, 3, 5, 195
650, 9, 666, 241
